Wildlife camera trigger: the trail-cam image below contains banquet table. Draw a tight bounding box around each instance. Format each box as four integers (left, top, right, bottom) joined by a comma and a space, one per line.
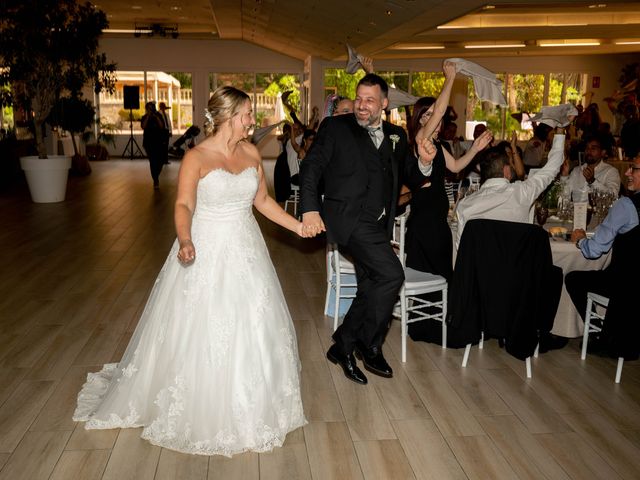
326, 220, 612, 338
548, 234, 611, 337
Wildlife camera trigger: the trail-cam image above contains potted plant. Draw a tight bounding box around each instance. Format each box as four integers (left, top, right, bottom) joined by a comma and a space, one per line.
48, 96, 96, 175
0, 0, 116, 202
83, 120, 119, 161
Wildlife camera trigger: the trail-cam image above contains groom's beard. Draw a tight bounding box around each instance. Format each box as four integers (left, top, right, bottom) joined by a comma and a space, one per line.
356, 110, 382, 128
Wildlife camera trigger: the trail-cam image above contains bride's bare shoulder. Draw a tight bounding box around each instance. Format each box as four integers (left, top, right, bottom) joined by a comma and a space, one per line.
238, 140, 261, 162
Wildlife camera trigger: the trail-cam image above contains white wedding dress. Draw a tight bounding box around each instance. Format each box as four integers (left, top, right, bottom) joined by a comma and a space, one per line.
73, 166, 306, 456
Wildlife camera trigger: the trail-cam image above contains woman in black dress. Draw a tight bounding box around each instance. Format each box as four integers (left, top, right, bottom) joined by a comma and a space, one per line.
404, 62, 492, 342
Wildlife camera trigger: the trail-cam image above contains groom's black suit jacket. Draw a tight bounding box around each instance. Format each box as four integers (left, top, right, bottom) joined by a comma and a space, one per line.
299, 113, 425, 245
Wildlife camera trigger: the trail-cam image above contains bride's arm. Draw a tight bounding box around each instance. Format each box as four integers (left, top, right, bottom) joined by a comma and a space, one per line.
174, 148, 201, 262
250, 150, 307, 237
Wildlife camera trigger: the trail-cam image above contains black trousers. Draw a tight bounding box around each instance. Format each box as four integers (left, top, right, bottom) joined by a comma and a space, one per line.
145, 145, 164, 183
565, 270, 612, 322
333, 213, 404, 354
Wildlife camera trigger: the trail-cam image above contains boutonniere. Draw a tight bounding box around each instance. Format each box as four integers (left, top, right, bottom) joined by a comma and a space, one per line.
389, 134, 400, 152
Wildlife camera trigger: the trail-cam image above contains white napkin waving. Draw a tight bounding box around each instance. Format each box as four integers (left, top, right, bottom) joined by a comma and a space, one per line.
530, 104, 579, 128
446, 58, 507, 107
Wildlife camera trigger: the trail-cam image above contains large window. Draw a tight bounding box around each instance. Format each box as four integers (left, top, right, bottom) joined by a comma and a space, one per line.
99, 70, 193, 134
411, 71, 445, 98
549, 73, 584, 106
324, 68, 365, 100
209, 73, 301, 127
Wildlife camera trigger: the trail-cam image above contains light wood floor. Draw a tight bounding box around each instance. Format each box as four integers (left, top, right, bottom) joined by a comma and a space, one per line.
1, 159, 639, 480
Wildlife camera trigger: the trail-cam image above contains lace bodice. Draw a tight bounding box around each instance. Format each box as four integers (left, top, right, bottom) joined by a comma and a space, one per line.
194, 167, 258, 221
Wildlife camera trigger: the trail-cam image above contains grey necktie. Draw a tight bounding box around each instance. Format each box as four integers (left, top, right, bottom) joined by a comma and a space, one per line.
367, 125, 383, 149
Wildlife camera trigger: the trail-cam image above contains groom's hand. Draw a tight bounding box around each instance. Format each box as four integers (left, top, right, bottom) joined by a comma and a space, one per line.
302, 211, 326, 237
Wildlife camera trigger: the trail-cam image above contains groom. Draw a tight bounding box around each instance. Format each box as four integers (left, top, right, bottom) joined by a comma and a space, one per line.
300, 74, 435, 384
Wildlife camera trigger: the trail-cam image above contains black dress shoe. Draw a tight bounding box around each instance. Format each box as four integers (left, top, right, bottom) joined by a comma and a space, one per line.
326, 344, 367, 385
354, 343, 393, 378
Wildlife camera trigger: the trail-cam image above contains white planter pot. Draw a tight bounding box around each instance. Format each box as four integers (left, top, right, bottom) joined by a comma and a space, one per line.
20, 155, 72, 203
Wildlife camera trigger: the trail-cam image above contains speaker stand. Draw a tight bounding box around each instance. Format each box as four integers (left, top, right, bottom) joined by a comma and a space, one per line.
121, 109, 143, 159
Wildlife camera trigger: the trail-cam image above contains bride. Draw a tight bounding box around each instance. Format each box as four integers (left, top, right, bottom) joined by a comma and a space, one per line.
73, 86, 310, 456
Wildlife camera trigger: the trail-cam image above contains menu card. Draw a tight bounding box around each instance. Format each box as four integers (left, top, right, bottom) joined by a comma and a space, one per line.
573, 201, 588, 230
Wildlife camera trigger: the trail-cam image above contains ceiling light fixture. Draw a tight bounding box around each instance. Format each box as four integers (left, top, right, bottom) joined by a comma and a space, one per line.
390, 43, 445, 50
437, 25, 470, 29
465, 43, 525, 49
615, 41, 640, 45
539, 40, 600, 47
385, 9, 393, 15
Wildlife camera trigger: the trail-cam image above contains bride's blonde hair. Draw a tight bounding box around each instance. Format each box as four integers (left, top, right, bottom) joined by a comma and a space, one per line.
204, 86, 251, 137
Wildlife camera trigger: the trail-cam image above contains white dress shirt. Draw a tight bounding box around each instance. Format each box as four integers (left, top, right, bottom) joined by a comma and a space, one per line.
561, 161, 620, 198
454, 134, 565, 248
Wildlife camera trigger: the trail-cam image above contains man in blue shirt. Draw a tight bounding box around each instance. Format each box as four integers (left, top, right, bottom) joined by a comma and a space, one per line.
566, 157, 640, 357
570, 159, 639, 255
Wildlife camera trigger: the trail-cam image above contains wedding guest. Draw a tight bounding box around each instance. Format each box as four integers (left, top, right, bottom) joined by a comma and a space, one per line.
523, 123, 553, 171
567, 157, 640, 358
402, 63, 491, 345
334, 97, 354, 116
405, 62, 493, 285
141, 102, 165, 189
560, 135, 621, 198
455, 130, 566, 249
158, 101, 172, 165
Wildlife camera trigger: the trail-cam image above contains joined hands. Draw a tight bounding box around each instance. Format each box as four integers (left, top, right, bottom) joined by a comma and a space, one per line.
301, 212, 326, 238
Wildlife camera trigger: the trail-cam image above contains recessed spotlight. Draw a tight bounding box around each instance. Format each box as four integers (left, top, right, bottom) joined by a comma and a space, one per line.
588, 3, 607, 8
483, 5, 495, 9
170, 6, 181, 11
131, 5, 142, 10
385, 9, 392, 15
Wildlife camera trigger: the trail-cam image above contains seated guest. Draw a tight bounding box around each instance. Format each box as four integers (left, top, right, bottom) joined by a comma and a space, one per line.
560, 135, 620, 198
455, 129, 565, 249
566, 158, 640, 358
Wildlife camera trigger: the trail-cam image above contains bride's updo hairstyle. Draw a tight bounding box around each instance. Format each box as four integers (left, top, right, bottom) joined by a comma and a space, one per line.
204, 86, 251, 137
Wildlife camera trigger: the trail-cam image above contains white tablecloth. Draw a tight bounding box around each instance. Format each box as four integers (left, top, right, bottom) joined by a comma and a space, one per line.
549, 238, 611, 337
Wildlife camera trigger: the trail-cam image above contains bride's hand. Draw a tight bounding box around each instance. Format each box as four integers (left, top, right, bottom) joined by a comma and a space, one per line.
177, 239, 196, 264
296, 222, 313, 238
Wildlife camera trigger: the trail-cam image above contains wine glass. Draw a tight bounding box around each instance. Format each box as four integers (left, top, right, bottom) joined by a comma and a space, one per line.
535, 202, 549, 226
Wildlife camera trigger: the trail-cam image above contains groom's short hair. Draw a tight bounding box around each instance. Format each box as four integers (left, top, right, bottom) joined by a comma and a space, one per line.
357, 74, 389, 99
